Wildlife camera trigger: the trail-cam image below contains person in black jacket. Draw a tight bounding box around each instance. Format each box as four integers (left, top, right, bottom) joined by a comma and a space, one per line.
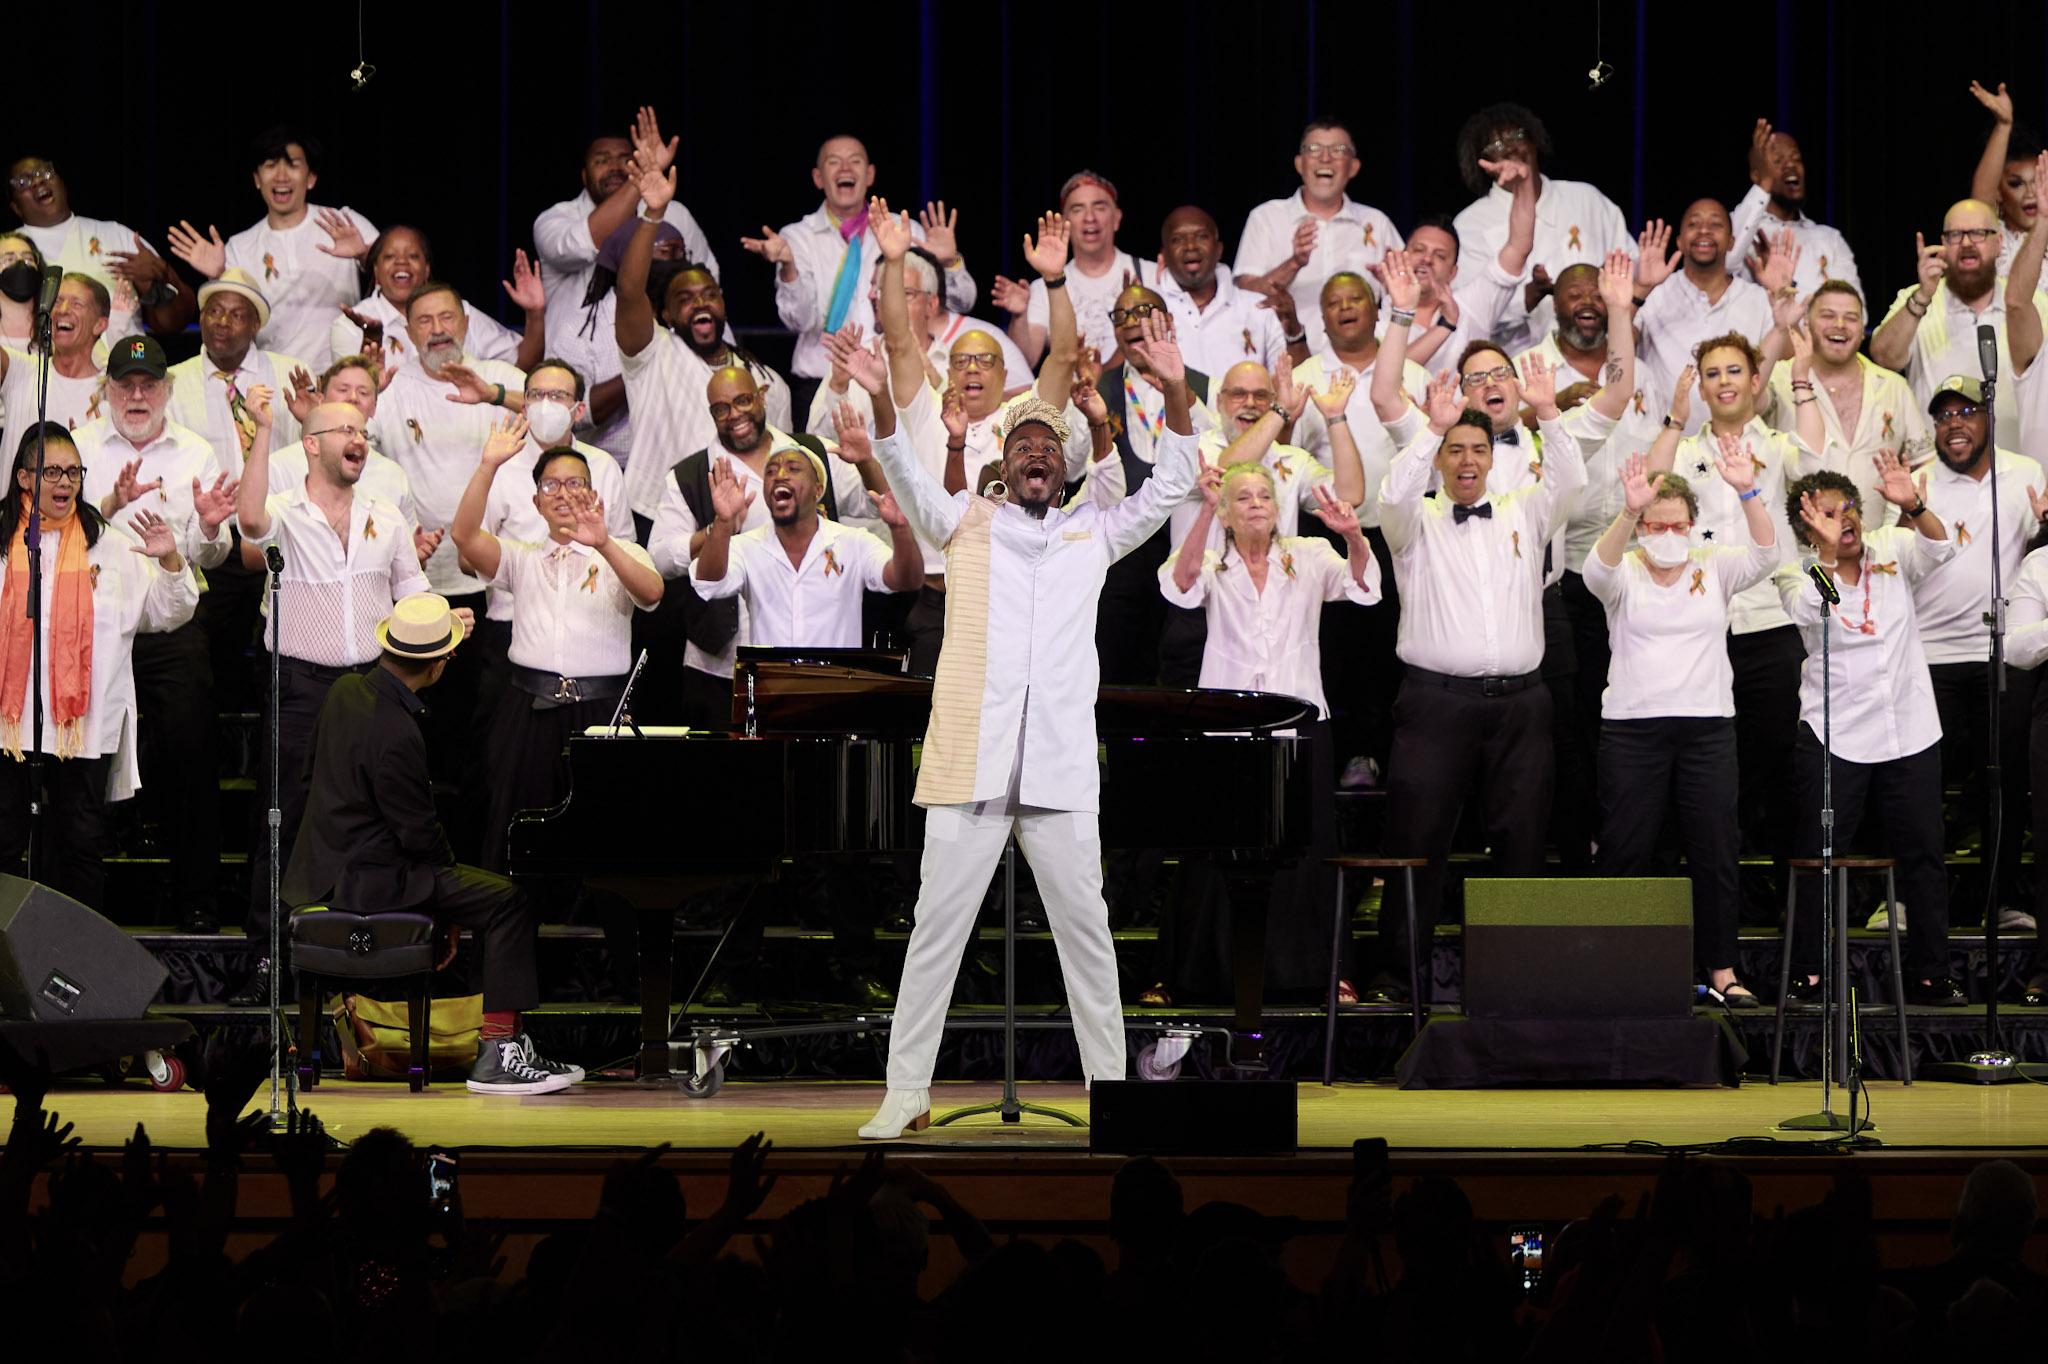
282, 591, 579, 1095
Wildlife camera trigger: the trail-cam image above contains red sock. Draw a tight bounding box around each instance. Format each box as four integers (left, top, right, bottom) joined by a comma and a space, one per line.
481, 1010, 519, 1040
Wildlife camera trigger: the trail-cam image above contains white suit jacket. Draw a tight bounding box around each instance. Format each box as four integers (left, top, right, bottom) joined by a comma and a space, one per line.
872, 415, 1200, 813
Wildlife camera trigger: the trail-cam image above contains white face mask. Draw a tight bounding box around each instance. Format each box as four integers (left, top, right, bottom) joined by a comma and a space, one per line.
525, 398, 574, 447
1639, 528, 1693, 568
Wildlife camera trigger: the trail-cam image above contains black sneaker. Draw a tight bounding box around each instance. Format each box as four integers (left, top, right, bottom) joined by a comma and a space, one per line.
468, 1038, 574, 1094
515, 1032, 583, 1082
1906, 977, 1968, 1007
1783, 977, 1823, 1007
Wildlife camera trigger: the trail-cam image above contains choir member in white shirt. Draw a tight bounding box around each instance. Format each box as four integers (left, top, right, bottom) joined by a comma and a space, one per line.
2007, 154, 2048, 488
1232, 120, 1403, 356
1394, 154, 1539, 376
991, 171, 1141, 366
327, 227, 544, 381
1777, 464, 1966, 1005
0, 424, 197, 909
78, 336, 239, 931
1871, 200, 2048, 445
453, 417, 661, 869
855, 309, 1200, 1140
1587, 451, 1780, 1006
1155, 207, 1289, 379
274, 355, 427, 544
1371, 359, 1585, 1003
0, 232, 46, 355
1729, 120, 1860, 299
167, 128, 378, 371
741, 136, 976, 404
4, 157, 194, 342
1763, 283, 1928, 516
1450, 105, 1634, 355
0, 275, 110, 460
1903, 377, 2041, 929
1967, 80, 2037, 276
1999, 494, 2048, 1003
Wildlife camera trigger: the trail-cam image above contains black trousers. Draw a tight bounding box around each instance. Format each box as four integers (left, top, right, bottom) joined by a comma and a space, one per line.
0, 754, 113, 909
480, 686, 614, 871
419, 591, 486, 860
1324, 525, 1402, 774
2029, 679, 2048, 973
1559, 569, 1613, 767
680, 665, 732, 733
1157, 605, 1207, 689
412, 864, 537, 1013
1378, 672, 1553, 993
1096, 526, 1169, 686
200, 548, 265, 716
247, 656, 369, 938
1595, 716, 1742, 973
1790, 725, 1949, 980
1929, 660, 2033, 916
1729, 625, 1804, 857
905, 584, 946, 678
131, 621, 220, 918
1542, 582, 1595, 872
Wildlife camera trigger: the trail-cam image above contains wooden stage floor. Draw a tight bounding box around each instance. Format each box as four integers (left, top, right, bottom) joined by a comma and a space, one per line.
33, 1076, 2048, 1154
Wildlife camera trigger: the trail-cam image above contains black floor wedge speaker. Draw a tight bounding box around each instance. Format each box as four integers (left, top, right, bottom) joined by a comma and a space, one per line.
1462, 878, 1694, 1019
1089, 1080, 1298, 1154
0, 876, 166, 1021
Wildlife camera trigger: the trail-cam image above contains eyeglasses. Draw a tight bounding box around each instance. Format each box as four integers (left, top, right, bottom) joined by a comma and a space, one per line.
1300, 141, 1354, 160
949, 353, 1001, 372
1481, 129, 1530, 159
1219, 387, 1274, 405
525, 390, 578, 405
708, 397, 761, 420
309, 424, 366, 440
1460, 365, 1517, 390
1640, 520, 1694, 535
7, 165, 54, 193
537, 476, 590, 494
35, 465, 86, 484
1933, 403, 1985, 421
108, 375, 166, 393
1942, 227, 1997, 245
1108, 302, 1161, 325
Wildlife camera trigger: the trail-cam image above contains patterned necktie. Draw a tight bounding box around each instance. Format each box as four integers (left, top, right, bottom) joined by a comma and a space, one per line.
219, 371, 255, 458
544, 543, 574, 591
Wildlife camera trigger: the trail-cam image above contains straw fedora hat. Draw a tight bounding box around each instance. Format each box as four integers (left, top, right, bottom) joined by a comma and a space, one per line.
197, 267, 272, 329
375, 592, 465, 660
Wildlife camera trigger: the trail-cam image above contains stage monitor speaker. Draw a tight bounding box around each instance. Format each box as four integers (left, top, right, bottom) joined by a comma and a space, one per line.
0, 876, 166, 1021
1089, 1080, 1297, 1155
1463, 878, 1692, 1020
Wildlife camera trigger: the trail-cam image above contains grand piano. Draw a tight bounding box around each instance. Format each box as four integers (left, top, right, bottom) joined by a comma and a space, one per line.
510, 649, 1315, 1081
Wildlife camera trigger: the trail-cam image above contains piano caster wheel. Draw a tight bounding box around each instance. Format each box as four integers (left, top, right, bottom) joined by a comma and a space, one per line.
1136, 1041, 1183, 1082
678, 1059, 725, 1099
144, 1052, 186, 1092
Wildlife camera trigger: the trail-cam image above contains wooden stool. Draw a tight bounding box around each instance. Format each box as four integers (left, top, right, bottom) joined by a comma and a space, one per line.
1770, 858, 1910, 1088
288, 907, 440, 1092
1323, 857, 1429, 1085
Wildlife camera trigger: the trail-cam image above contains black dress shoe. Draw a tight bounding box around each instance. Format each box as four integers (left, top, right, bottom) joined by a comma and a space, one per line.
845, 973, 895, 1010
1907, 977, 1969, 1007
1783, 976, 1823, 1007
2022, 978, 2048, 1007
226, 959, 272, 1007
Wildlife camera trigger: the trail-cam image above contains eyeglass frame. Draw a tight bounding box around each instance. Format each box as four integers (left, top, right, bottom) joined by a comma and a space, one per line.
1109, 302, 1163, 326
7, 164, 55, 193
1941, 227, 1997, 245
537, 475, 591, 494
1459, 364, 1518, 390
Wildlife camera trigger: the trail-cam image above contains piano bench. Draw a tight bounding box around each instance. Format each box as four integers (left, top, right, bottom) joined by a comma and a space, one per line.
1322, 858, 1431, 1085
288, 907, 439, 1093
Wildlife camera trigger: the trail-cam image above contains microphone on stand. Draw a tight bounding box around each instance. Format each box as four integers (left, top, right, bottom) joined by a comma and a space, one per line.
33, 264, 60, 318
1807, 562, 1841, 606
264, 544, 285, 574
1979, 322, 1999, 388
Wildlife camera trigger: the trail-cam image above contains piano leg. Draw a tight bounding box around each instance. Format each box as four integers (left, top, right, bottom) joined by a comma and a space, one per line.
636, 905, 674, 1083
1229, 868, 1270, 1070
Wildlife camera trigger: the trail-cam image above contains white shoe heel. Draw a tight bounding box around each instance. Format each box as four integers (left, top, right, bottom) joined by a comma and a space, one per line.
858, 1088, 931, 1139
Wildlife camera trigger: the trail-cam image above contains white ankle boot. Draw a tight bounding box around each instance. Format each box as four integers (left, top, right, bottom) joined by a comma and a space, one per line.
858, 1088, 931, 1139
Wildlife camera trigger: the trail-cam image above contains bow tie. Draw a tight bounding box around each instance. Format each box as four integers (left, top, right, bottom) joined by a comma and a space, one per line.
1492, 428, 1520, 446
1452, 501, 1494, 523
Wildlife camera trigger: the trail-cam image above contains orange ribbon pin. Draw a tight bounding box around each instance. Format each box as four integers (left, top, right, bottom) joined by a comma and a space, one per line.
1689, 568, 1705, 595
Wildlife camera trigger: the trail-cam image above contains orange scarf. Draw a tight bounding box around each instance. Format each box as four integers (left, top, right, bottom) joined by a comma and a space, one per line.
2, 493, 93, 758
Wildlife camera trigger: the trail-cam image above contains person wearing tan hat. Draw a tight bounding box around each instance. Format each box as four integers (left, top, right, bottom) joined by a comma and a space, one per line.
168, 267, 306, 468
284, 590, 577, 1094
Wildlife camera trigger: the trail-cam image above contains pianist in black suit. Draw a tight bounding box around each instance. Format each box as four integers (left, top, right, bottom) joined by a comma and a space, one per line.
283, 592, 580, 1095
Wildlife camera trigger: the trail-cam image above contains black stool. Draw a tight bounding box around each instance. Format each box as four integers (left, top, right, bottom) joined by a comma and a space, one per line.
289, 906, 439, 1092
1323, 857, 1428, 1084
1770, 857, 1911, 1087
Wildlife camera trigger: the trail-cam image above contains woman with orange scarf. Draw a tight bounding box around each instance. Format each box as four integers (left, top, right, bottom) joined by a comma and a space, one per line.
0, 423, 197, 908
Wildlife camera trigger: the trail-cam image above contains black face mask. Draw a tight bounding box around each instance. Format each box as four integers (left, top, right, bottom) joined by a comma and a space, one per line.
0, 262, 36, 304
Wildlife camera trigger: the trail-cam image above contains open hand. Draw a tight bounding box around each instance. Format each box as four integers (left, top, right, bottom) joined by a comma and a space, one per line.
870, 197, 912, 262
1423, 368, 1464, 432
1312, 367, 1357, 418
315, 209, 371, 260
480, 413, 530, 466
1747, 117, 1780, 193
193, 473, 240, 532
1636, 219, 1680, 291
635, 158, 676, 217
1275, 364, 1311, 423
939, 385, 968, 440
1874, 446, 1919, 507
1798, 489, 1844, 550
919, 201, 960, 266
127, 509, 177, 562
990, 275, 1032, 315
1520, 350, 1558, 417
1713, 431, 1759, 494
1752, 227, 1802, 294
708, 456, 754, 524
739, 224, 793, 266
1308, 482, 1361, 538
1970, 79, 2015, 124
632, 105, 679, 174
1379, 247, 1421, 313
1597, 249, 1636, 315
285, 366, 320, 423
501, 248, 544, 313
105, 241, 172, 286
1124, 309, 1184, 385
567, 487, 609, 547
1619, 451, 1659, 513
1668, 364, 1697, 428
440, 361, 501, 406
108, 457, 162, 513
165, 220, 227, 279
831, 402, 873, 462
1022, 212, 1071, 279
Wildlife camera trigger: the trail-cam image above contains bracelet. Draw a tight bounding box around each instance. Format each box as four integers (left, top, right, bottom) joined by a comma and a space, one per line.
1790, 380, 1814, 390
1389, 308, 1416, 326
492, 383, 506, 406
1905, 295, 1929, 318
1284, 331, 1306, 345
1088, 420, 1108, 430
1632, 290, 1651, 305
1794, 395, 1818, 405
638, 206, 664, 224
1907, 499, 1928, 518
1044, 274, 1067, 290
1662, 413, 1682, 429
1739, 488, 1761, 501
1326, 414, 1349, 426
946, 440, 966, 451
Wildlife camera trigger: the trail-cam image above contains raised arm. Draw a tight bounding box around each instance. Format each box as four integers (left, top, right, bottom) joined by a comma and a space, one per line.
1596, 451, 1659, 568
1713, 430, 1775, 547
451, 415, 529, 584
1643, 365, 1694, 474
1969, 81, 2017, 209
1024, 214, 1077, 409
614, 157, 675, 360
1588, 250, 1639, 421
687, 456, 754, 585
1371, 249, 1424, 423
1872, 234, 1948, 372
1491, 156, 1538, 278
236, 385, 278, 542
1784, 322, 1827, 455
1172, 451, 1222, 593
2009, 150, 2048, 374
833, 403, 922, 591
862, 198, 926, 415
1378, 370, 1463, 549
1310, 368, 1365, 505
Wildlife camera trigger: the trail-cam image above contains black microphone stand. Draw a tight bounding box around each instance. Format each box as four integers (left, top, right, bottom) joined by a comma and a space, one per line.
23, 289, 55, 879
264, 544, 291, 1126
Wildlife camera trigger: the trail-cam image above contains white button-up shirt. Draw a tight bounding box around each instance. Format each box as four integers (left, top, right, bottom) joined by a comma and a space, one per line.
166, 349, 306, 476
2002, 542, 2048, 669
1728, 185, 1861, 299
1761, 355, 1927, 521
1879, 277, 2048, 446
1632, 273, 1775, 439
773, 203, 978, 380
690, 516, 895, 648
1582, 540, 1779, 718
265, 444, 417, 529
366, 356, 527, 596
2018, 348, 2048, 485
1380, 417, 1587, 676
491, 537, 657, 677
1156, 272, 1289, 381
533, 190, 717, 356
223, 208, 379, 370
480, 438, 633, 623
244, 488, 427, 666
1, 357, 104, 459
871, 414, 1201, 812
1778, 526, 1955, 763
1026, 251, 1139, 357
1233, 192, 1403, 353
327, 288, 523, 381
1159, 535, 1379, 718
9, 520, 197, 800
616, 327, 793, 519
15, 213, 153, 344
1169, 432, 1331, 556
1665, 419, 1803, 635
1453, 176, 1633, 355
1392, 257, 1523, 377
1910, 449, 2040, 663
75, 418, 232, 574
1289, 350, 1429, 529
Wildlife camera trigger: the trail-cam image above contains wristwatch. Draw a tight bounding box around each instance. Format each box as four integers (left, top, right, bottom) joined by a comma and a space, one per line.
139, 278, 181, 307
1662, 413, 1682, 430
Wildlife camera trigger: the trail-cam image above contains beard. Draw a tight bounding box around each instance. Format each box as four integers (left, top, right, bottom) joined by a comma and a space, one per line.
1936, 435, 1988, 474
420, 340, 464, 376
1948, 258, 1998, 301
1558, 317, 1607, 353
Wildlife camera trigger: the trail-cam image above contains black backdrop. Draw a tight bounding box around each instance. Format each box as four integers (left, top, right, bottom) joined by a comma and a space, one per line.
12, 1, 2048, 358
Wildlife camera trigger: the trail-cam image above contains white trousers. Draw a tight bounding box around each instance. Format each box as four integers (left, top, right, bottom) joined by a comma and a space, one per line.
886, 793, 1127, 1089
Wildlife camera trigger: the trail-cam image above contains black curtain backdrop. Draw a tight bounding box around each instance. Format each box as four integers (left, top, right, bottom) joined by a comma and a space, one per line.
11, 1, 2048, 359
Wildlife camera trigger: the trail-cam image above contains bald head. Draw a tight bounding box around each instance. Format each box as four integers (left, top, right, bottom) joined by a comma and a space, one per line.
1216, 361, 1276, 432
303, 402, 370, 487
707, 365, 767, 453
949, 329, 1007, 419
1942, 199, 2002, 298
